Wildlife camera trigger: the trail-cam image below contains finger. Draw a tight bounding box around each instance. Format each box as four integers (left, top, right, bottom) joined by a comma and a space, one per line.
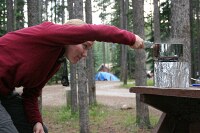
138, 42, 144, 49
140, 43, 144, 49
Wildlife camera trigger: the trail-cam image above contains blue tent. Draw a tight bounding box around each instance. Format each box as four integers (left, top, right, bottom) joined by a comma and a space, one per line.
95, 72, 120, 81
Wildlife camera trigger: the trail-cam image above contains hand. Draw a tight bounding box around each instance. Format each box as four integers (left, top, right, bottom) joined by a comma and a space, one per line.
33, 122, 45, 133
130, 35, 144, 49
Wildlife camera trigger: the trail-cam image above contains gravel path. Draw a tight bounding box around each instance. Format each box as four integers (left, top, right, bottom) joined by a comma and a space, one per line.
42, 81, 135, 108
42, 81, 162, 116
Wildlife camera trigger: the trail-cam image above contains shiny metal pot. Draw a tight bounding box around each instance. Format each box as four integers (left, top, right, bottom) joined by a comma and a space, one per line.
153, 43, 183, 61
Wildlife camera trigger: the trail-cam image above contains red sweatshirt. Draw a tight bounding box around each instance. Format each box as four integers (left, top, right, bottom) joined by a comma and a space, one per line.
0, 22, 136, 124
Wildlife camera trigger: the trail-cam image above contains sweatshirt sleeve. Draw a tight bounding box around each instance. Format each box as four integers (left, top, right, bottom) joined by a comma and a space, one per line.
21, 85, 44, 125
7, 22, 136, 47
41, 22, 136, 46
21, 62, 61, 124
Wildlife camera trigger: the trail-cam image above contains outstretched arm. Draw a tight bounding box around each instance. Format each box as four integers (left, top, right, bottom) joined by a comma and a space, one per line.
6, 22, 143, 49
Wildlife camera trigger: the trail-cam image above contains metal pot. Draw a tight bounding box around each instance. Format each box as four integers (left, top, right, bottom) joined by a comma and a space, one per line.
153, 43, 183, 62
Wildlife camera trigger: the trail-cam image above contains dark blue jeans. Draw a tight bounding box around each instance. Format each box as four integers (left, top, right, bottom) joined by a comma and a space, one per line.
0, 92, 48, 133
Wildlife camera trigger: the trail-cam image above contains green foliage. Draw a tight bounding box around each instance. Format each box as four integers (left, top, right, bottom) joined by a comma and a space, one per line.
127, 48, 136, 79
0, 29, 6, 36
143, 1, 154, 73
4, 0, 198, 83
146, 48, 154, 73
93, 0, 112, 23
0, 0, 6, 36
109, 1, 137, 79
93, 42, 104, 71
109, 44, 121, 77
15, 0, 25, 30
159, 0, 171, 41
56, 5, 66, 22
93, 42, 102, 71
110, 0, 120, 27
93, 42, 115, 72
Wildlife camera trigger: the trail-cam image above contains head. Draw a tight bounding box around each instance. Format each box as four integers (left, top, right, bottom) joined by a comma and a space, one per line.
63, 19, 94, 64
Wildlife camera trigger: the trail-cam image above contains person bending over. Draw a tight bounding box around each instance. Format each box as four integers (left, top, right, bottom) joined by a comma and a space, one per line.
0, 19, 144, 133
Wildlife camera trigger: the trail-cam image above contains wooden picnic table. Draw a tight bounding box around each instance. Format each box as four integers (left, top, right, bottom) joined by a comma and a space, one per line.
129, 86, 200, 133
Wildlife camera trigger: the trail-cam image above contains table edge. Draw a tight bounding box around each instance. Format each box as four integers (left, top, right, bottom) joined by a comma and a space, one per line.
129, 86, 200, 98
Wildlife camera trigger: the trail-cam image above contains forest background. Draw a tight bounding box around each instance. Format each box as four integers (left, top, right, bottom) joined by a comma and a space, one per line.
2, 0, 200, 81
1, 0, 200, 132
2, 0, 200, 80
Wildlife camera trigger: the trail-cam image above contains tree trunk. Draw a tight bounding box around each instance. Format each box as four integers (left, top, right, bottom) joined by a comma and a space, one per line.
123, 0, 128, 85
77, 60, 89, 133
74, 0, 89, 132
85, 0, 96, 105
70, 64, 78, 113
132, 0, 150, 128
102, 0, 106, 66
38, 0, 42, 23
102, 42, 106, 66
67, 0, 78, 113
197, 0, 200, 80
192, 0, 200, 80
6, 0, 14, 32
153, 0, 161, 43
120, 0, 125, 81
119, 0, 128, 84
61, 0, 65, 24
170, 0, 191, 78
67, 0, 74, 19
27, 0, 40, 26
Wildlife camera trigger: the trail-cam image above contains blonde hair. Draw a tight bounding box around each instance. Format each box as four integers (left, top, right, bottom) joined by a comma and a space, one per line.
64, 19, 86, 26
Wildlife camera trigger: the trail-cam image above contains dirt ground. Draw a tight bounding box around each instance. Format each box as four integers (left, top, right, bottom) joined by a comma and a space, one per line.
42, 81, 136, 108
42, 81, 161, 116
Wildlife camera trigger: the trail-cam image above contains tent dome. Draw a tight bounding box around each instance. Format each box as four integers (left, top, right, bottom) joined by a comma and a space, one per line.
95, 72, 120, 81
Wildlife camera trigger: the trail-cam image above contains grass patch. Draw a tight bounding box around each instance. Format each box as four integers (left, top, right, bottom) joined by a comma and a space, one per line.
42, 106, 79, 132
42, 104, 159, 133
43, 106, 79, 123
89, 104, 109, 123
150, 115, 160, 127
122, 79, 154, 88
122, 83, 135, 88
147, 79, 154, 86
